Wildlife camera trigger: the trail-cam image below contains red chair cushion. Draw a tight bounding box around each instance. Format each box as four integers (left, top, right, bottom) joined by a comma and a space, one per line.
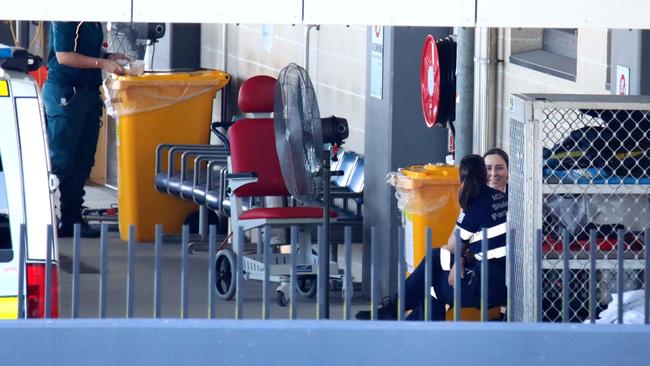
238, 75, 276, 113
240, 207, 337, 220
229, 118, 289, 197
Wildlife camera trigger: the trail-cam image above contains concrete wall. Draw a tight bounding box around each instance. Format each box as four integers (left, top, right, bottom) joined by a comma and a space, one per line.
200, 24, 367, 154
497, 28, 611, 149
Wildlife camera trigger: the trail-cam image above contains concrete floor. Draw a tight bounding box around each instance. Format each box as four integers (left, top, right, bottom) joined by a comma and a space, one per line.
57, 185, 369, 320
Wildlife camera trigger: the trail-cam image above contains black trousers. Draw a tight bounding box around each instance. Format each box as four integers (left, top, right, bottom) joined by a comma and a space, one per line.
404, 248, 506, 320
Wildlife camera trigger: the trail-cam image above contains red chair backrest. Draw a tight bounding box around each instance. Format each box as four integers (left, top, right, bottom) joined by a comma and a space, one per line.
230, 75, 288, 197
238, 75, 276, 113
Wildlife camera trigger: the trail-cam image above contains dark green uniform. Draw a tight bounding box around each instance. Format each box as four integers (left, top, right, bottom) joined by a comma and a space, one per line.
43, 21, 104, 234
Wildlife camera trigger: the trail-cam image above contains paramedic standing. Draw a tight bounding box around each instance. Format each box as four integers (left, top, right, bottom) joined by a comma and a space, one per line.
43, 21, 128, 238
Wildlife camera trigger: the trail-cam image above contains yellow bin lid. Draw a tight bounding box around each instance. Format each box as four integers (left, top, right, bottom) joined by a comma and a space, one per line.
398, 163, 459, 189
402, 164, 459, 181
106, 70, 230, 116
109, 69, 230, 90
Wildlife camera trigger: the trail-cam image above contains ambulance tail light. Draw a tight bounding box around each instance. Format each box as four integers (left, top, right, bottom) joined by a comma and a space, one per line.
26, 263, 59, 318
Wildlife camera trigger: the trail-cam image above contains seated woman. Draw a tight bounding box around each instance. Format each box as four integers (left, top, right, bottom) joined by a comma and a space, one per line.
357, 153, 508, 320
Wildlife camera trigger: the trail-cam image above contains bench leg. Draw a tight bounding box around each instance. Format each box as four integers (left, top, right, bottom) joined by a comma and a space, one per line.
199, 205, 208, 241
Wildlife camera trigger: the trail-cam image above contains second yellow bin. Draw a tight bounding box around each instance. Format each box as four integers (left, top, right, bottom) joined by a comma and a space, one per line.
397, 164, 460, 275
106, 70, 230, 241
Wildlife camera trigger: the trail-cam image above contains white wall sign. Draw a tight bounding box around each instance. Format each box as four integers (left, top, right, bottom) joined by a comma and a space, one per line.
616, 65, 630, 95
370, 26, 384, 100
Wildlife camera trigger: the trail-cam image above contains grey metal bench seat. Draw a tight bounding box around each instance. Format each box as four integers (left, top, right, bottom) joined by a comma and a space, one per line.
155, 144, 228, 204
323, 150, 364, 221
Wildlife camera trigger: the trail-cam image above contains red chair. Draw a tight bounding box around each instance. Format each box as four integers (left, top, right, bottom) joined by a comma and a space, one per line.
222, 75, 338, 305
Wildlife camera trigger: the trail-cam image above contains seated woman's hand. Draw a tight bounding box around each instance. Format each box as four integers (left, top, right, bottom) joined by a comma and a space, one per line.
448, 260, 465, 287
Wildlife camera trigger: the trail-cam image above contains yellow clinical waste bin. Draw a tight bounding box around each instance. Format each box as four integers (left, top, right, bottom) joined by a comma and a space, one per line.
388, 164, 460, 275
105, 70, 230, 241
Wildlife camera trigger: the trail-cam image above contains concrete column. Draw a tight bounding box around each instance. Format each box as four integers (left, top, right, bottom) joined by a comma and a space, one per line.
363, 26, 451, 298
455, 27, 475, 160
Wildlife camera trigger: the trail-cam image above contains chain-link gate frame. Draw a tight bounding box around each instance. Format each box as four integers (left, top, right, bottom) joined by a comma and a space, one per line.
509, 94, 650, 322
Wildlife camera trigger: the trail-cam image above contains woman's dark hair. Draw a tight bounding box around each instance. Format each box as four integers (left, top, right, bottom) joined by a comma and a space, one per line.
458, 154, 487, 209
483, 147, 509, 168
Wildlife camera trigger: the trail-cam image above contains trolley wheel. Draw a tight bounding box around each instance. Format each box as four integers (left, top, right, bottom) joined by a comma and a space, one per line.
277, 290, 289, 307
214, 249, 236, 300
297, 275, 317, 298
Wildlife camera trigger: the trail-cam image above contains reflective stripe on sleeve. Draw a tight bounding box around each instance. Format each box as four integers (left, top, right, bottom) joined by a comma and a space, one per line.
457, 226, 474, 241
468, 222, 507, 244
474, 246, 507, 261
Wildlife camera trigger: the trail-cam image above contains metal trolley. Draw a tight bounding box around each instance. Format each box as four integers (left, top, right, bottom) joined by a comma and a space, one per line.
509, 94, 650, 322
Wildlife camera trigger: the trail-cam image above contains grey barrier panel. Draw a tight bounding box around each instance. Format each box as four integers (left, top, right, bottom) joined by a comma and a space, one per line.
617, 229, 624, 324
208, 225, 217, 319
99, 224, 108, 318
646, 228, 650, 325
561, 230, 569, 323
317, 226, 325, 319
289, 226, 297, 320
453, 229, 461, 321
154, 225, 162, 319
181, 225, 189, 319
507, 228, 515, 322
589, 230, 597, 324
536, 229, 543, 322
424, 228, 432, 321
481, 228, 488, 322
343, 226, 352, 320
44, 224, 52, 319
126, 225, 135, 318
370, 226, 377, 321
17, 224, 25, 318
5, 320, 650, 365
235, 227, 243, 319
72, 224, 81, 318
262, 225, 270, 320
397, 227, 405, 321
317, 225, 326, 319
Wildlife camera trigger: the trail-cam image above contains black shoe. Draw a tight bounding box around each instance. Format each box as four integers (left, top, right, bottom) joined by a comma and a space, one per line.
355, 296, 398, 320
57, 222, 100, 238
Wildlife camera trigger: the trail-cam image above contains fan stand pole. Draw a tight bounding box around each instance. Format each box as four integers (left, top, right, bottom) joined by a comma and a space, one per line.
319, 149, 331, 319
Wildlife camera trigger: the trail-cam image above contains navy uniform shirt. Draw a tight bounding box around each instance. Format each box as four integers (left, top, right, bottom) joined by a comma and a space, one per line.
456, 185, 508, 261
47, 22, 104, 87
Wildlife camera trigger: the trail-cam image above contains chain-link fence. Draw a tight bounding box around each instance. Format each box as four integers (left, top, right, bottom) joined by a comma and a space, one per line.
509, 94, 650, 322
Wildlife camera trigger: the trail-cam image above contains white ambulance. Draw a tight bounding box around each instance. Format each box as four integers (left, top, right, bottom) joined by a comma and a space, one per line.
0, 45, 59, 319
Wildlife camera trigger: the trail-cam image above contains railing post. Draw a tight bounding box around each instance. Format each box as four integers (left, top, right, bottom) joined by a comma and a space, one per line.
44, 224, 52, 319
424, 228, 432, 321
208, 225, 217, 319
17, 224, 26, 319
481, 227, 488, 322
154, 225, 163, 319
262, 225, 270, 320
536, 228, 543, 323
71, 224, 81, 318
289, 226, 298, 320
561, 230, 570, 323
453, 228, 462, 321
370, 226, 377, 321
126, 225, 135, 319
617, 229, 624, 325
397, 227, 405, 321
343, 226, 353, 320
589, 229, 597, 324
99, 224, 108, 319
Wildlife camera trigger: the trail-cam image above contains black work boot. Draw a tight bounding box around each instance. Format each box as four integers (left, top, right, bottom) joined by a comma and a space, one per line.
355, 296, 398, 320
57, 221, 100, 238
